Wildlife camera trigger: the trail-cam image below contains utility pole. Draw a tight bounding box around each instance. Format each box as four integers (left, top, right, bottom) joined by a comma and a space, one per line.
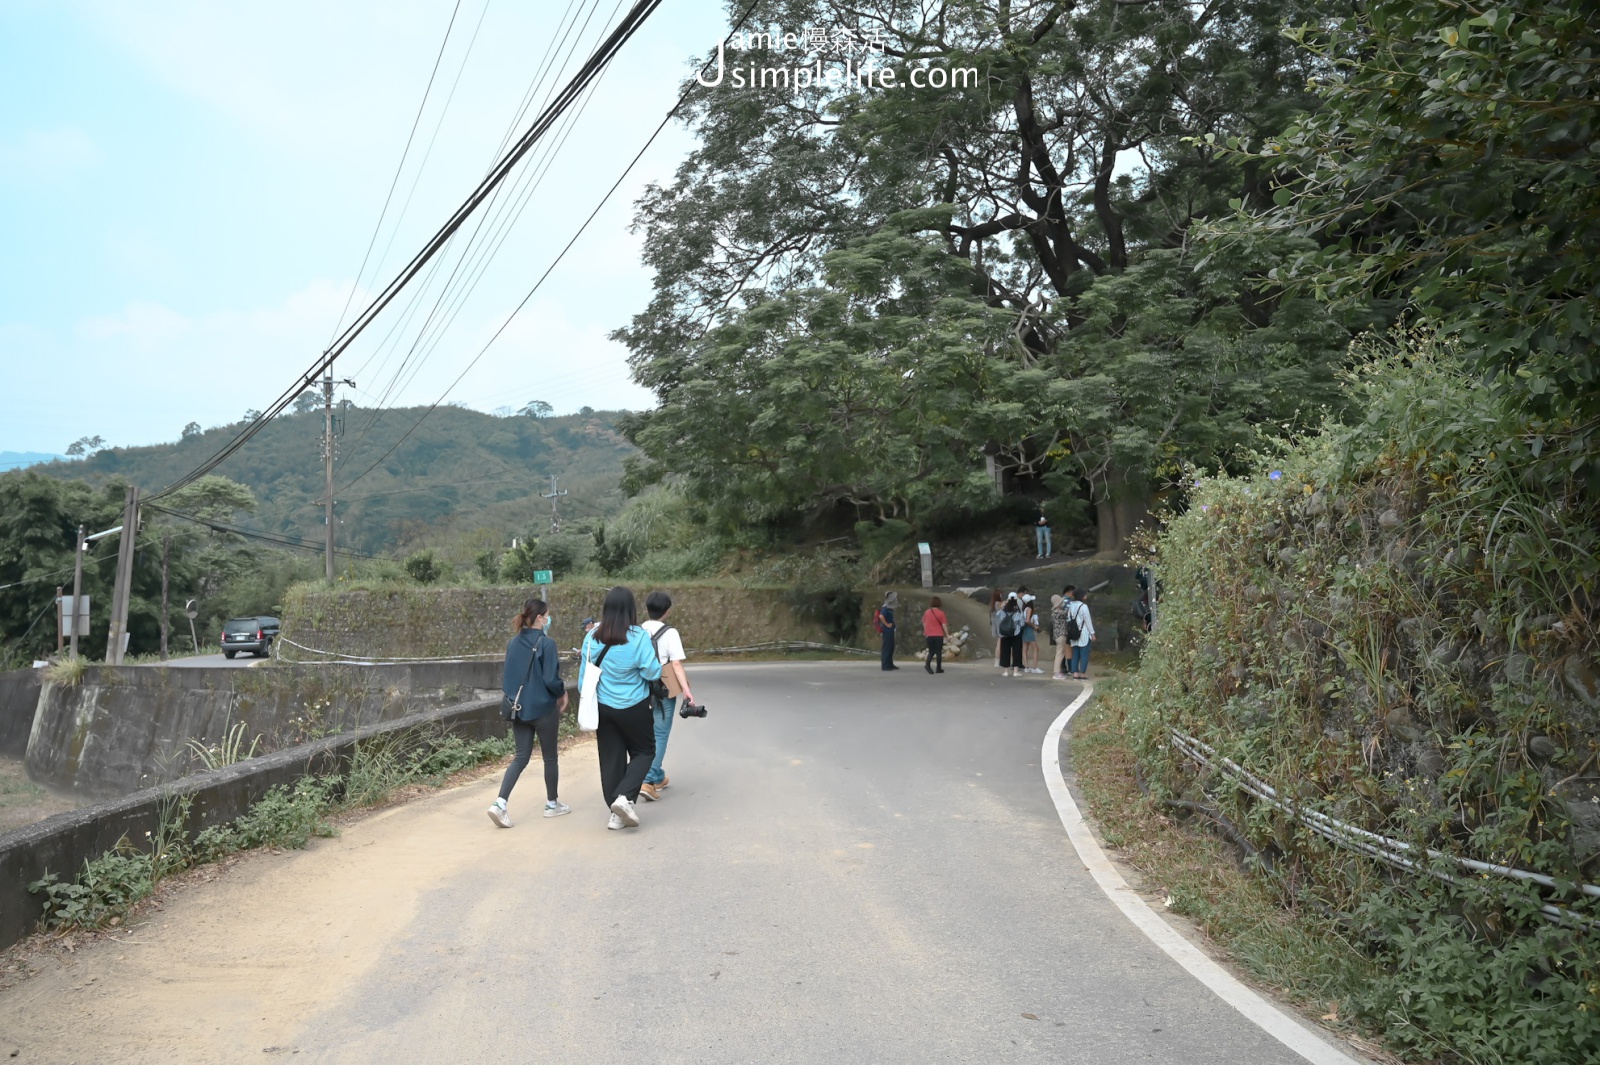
159, 533, 170, 661
70, 524, 84, 658
105, 484, 140, 665
55, 586, 63, 653
542, 474, 567, 535
321, 372, 355, 582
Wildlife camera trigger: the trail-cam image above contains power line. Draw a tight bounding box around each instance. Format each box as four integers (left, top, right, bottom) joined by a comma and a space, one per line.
144, 504, 396, 561
334, 0, 764, 492
328, 0, 467, 347
148, 0, 669, 502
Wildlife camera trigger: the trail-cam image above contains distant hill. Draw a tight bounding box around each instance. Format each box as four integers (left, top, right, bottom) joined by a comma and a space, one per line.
38, 406, 635, 555
0, 451, 65, 470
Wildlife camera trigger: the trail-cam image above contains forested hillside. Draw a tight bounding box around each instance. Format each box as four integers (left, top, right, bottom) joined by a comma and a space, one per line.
37, 406, 634, 555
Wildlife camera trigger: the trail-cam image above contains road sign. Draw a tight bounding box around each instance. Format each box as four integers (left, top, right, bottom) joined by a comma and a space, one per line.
532, 570, 553, 585
58, 595, 90, 637
917, 543, 933, 589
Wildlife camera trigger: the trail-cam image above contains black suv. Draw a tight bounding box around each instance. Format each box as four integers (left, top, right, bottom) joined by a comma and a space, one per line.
220, 616, 280, 659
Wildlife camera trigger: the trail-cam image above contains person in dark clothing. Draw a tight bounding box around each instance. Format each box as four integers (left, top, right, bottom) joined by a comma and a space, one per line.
489, 597, 569, 828
996, 592, 1026, 678
877, 590, 899, 670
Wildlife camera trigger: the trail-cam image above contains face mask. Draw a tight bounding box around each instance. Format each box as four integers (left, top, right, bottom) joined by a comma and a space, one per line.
543, 618, 554, 633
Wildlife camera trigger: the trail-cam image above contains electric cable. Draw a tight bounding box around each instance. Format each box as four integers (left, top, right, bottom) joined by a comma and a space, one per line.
340, 0, 614, 460
329, 0, 466, 347
148, 0, 669, 502
334, 0, 764, 492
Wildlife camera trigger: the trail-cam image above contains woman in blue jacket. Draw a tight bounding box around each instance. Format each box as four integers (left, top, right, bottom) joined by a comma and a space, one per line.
579, 586, 663, 830
489, 597, 568, 828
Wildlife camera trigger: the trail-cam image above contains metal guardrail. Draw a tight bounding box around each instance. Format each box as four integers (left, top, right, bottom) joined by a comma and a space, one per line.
1168, 727, 1597, 927
275, 634, 878, 666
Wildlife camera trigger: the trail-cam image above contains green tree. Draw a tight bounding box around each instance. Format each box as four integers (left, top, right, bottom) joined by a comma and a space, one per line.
621, 0, 1347, 550
1237, 0, 1599, 478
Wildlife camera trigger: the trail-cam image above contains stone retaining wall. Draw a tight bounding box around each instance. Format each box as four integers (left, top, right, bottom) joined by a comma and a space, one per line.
0, 695, 504, 952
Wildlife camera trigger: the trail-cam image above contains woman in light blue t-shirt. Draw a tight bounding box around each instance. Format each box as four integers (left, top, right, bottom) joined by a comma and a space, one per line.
578, 586, 662, 831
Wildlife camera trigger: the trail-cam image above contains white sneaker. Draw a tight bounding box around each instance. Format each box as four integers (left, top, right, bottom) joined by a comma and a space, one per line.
611, 795, 640, 828
543, 801, 571, 818
487, 802, 512, 829
607, 812, 624, 830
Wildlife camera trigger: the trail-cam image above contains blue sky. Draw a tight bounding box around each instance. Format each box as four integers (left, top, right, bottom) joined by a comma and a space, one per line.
0, 0, 733, 454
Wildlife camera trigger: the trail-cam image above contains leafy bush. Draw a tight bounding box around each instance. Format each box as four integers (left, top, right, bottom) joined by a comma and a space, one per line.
30, 846, 154, 931
785, 587, 864, 645
192, 777, 337, 860
1124, 333, 1600, 1060
403, 550, 442, 584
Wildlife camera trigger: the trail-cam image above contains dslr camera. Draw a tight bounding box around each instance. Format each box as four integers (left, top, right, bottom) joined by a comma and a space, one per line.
678, 699, 708, 719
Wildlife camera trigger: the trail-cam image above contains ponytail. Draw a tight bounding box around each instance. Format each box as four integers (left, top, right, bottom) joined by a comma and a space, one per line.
512, 597, 548, 633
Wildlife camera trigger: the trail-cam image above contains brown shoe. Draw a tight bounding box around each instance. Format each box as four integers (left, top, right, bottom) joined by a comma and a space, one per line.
639, 782, 661, 802
658, 775, 670, 789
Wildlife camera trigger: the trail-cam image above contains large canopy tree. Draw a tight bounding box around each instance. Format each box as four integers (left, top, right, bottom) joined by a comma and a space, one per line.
620, 0, 1351, 551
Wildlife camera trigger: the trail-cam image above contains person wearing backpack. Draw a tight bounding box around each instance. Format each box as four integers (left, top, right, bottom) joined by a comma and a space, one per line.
995, 592, 1025, 677
488, 597, 569, 828
875, 591, 899, 671
639, 590, 693, 803
1066, 588, 1096, 679
579, 586, 664, 830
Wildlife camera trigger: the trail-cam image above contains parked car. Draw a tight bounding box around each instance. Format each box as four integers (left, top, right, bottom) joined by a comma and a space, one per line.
220, 616, 280, 659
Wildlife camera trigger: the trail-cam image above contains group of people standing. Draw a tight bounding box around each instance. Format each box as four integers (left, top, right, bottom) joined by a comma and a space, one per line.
488, 585, 695, 833
873, 584, 1094, 680
990, 585, 1094, 679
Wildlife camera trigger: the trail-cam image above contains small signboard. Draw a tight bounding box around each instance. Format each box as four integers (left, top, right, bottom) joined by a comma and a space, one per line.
532, 569, 553, 585
917, 542, 933, 589
58, 594, 90, 637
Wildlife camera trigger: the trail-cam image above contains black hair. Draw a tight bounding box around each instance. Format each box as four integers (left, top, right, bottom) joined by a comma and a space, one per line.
1061, 584, 1076, 597
597, 586, 638, 645
645, 590, 673, 620
512, 597, 548, 633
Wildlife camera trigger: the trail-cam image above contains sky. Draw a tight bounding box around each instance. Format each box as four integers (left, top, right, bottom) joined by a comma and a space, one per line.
0, 0, 735, 456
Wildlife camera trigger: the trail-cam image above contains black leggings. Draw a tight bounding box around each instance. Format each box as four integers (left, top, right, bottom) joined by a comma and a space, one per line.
597, 697, 655, 807
925, 635, 944, 670
499, 712, 560, 803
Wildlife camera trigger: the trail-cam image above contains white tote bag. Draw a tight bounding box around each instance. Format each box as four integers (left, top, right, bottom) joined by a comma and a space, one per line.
577, 643, 610, 732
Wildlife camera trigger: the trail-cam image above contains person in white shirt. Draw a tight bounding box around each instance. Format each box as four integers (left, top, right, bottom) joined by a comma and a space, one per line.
1067, 588, 1096, 679
639, 590, 694, 802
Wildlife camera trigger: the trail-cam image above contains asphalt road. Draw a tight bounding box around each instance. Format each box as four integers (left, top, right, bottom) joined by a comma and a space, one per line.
149, 651, 265, 668
0, 662, 1324, 1064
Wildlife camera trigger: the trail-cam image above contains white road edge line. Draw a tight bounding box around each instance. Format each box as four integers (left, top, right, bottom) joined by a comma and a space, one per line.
1043, 683, 1364, 1065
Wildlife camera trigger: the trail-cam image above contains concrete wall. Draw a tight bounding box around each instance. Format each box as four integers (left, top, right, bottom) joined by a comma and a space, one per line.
25, 660, 500, 799
0, 695, 503, 952
0, 668, 41, 758
279, 585, 855, 662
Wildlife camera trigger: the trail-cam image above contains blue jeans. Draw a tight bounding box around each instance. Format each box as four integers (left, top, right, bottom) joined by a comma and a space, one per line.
1036, 525, 1052, 555
645, 694, 676, 784
1069, 643, 1091, 675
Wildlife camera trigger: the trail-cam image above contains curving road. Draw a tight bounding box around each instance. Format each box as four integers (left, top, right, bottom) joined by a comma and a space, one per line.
0, 662, 1350, 1064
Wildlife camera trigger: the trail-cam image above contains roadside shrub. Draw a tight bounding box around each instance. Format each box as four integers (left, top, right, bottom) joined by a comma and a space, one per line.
1122, 332, 1600, 1060
30, 845, 154, 931
403, 550, 442, 584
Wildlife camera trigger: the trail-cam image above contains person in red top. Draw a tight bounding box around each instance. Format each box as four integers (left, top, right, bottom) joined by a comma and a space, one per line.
921, 597, 949, 674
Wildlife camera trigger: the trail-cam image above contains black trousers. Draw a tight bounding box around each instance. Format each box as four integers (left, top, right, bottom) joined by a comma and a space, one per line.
999, 634, 1024, 668
880, 629, 896, 669
499, 712, 561, 803
925, 636, 944, 670
597, 697, 656, 807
